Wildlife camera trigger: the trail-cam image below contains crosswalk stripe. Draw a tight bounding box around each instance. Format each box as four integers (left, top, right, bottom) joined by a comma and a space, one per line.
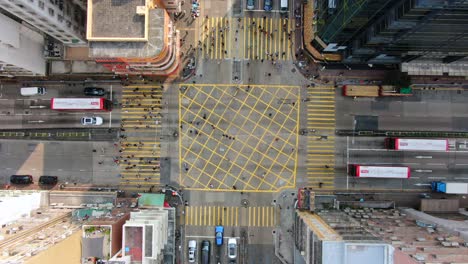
307, 84, 336, 190
200, 17, 292, 60
118, 85, 163, 189
184, 206, 276, 227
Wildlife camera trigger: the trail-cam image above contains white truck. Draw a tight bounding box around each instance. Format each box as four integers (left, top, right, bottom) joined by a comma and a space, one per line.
431, 182, 468, 194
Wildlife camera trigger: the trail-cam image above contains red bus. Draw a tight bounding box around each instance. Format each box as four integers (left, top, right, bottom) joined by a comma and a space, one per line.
50, 98, 112, 111
385, 138, 448, 151
349, 165, 411, 179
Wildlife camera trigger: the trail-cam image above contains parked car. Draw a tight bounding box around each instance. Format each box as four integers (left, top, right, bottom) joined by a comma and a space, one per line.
39, 176, 58, 185
188, 240, 197, 262
84, 87, 105, 96
264, 0, 272, 11
215, 226, 224, 246
201, 240, 210, 264
247, 0, 255, 10
10, 175, 33, 184
227, 238, 237, 259
81, 116, 103, 126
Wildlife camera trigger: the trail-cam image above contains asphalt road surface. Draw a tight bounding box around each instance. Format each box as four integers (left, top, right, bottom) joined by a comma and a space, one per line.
0, 82, 122, 129
334, 137, 468, 191
335, 88, 468, 132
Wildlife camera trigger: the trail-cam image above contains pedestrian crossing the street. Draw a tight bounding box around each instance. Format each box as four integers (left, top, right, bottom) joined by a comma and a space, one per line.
199, 17, 231, 60
184, 205, 277, 227
198, 17, 293, 61
306, 85, 336, 191
118, 85, 163, 191
243, 17, 293, 61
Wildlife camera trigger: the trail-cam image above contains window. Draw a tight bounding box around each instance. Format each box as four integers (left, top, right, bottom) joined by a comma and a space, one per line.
48, 8, 54, 16
38, 1, 44, 9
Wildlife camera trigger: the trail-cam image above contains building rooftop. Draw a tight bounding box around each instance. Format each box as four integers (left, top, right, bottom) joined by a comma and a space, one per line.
89, 8, 165, 58
0, 208, 79, 263
88, 0, 147, 40
345, 208, 468, 263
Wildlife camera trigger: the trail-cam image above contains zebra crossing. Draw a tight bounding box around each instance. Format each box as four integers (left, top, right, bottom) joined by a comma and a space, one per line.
184, 205, 277, 227
197, 17, 293, 61
306, 85, 336, 191
118, 85, 163, 191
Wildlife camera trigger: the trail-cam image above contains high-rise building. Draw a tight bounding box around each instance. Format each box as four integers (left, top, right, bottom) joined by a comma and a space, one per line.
310, 0, 468, 65
0, 0, 87, 45
0, 12, 46, 77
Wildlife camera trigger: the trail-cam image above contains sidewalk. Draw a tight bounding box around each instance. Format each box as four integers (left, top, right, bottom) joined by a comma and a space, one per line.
274, 189, 303, 264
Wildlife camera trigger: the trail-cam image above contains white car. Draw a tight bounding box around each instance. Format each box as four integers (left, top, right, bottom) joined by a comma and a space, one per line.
81, 116, 103, 126
188, 240, 197, 263
227, 238, 237, 259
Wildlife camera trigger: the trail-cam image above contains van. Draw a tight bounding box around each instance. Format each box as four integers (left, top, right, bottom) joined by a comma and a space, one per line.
201, 240, 210, 264
280, 0, 288, 12
20, 87, 46, 96
10, 175, 33, 184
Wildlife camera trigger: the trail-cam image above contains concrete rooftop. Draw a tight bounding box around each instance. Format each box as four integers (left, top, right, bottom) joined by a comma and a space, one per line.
89, 8, 165, 58
90, 0, 146, 39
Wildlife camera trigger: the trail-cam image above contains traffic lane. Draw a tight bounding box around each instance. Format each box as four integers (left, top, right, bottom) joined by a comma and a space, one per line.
347, 149, 468, 165
344, 136, 388, 149
336, 165, 468, 190
379, 116, 455, 131
0, 83, 118, 100
0, 140, 120, 186
347, 149, 454, 161
0, 116, 24, 129
0, 97, 120, 129
335, 170, 417, 191
184, 226, 238, 264
335, 90, 468, 131
17, 111, 116, 129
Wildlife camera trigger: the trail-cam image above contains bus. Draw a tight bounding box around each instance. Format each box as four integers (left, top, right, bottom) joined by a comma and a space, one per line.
280, 0, 288, 13
50, 98, 112, 111
349, 165, 411, 179
385, 138, 448, 151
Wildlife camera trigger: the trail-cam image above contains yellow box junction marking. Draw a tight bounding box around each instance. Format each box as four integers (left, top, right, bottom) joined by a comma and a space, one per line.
179, 84, 300, 192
